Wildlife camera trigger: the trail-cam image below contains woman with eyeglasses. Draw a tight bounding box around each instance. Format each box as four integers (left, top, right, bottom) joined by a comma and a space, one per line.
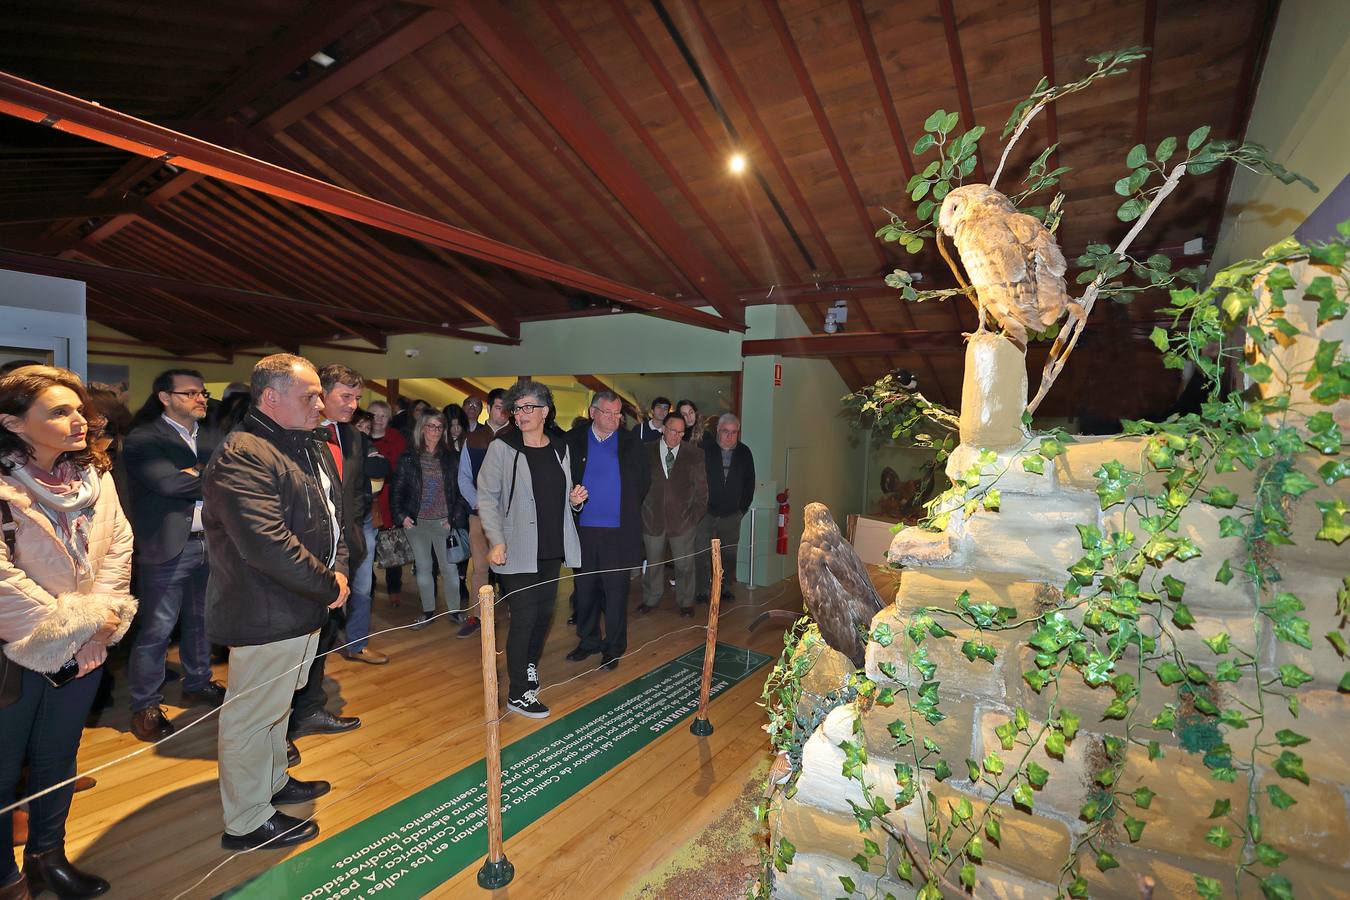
389, 412, 468, 630
0, 366, 137, 900
476, 381, 586, 719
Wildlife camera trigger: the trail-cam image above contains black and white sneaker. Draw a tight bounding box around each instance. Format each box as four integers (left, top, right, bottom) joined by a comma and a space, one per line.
526, 662, 540, 691
410, 613, 433, 630
507, 690, 549, 719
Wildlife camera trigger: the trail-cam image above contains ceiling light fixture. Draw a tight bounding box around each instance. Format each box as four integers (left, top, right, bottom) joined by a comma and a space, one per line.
310, 50, 337, 68
728, 152, 747, 175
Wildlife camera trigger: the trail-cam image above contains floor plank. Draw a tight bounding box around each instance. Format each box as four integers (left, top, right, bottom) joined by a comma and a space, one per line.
52, 571, 801, 898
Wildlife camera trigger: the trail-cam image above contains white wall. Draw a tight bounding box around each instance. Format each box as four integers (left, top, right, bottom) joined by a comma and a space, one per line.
0, 269, 87, 376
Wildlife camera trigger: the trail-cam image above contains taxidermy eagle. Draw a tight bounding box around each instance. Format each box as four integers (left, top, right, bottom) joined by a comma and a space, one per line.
938, 184, 1078, 345
750, 503, 885, 668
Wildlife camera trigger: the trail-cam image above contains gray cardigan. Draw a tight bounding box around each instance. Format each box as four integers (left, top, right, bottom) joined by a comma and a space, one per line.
476, 436, 582, 574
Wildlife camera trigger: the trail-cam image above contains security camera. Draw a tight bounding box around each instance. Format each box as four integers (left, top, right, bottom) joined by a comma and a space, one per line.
404, 348, 420, 358
472, 344, 488, 355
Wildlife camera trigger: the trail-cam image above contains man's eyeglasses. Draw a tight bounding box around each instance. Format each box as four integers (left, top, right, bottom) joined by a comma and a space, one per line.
169, 390, 211, 400
512, 404, 546, 414
592, 407, 622, 418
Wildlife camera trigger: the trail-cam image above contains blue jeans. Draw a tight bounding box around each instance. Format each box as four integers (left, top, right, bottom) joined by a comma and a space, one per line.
129, 538, 211, 711
346, 517, 377, 652
0, 666, 104, 879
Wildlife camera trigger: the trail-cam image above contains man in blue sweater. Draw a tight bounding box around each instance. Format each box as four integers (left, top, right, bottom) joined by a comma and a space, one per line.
564, 391, 650, 670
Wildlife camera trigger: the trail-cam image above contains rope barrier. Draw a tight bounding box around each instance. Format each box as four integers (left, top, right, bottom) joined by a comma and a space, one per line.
0, 541, 752, 817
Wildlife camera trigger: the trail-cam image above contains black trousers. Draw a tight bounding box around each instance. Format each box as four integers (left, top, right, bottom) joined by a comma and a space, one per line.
0, 666, 103, 880
501, 558, 562, 699
574, 526, 630, 658
291, 612, 340, 723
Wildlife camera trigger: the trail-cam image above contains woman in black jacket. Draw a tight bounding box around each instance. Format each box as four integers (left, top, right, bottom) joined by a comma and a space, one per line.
389, 412, 469, 631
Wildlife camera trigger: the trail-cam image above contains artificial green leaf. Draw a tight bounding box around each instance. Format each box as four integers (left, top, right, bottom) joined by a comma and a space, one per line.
1278, 664, 1313, 688
1204, 485, 1238, 508
1215, 559, 1234, 585
1133, 786, 1156, 809
1012, 782, 1034, 810
1206, 825, 1232, 848
1208, 798, 1231, 818
1096, 850, 1119, 871
1195, 875, 1223, 899
1123, 815, 1146, 842
1067, 876, 1090, 899
1155, 136, 1177, 164
1255, 843, 1288, 868
960, 862, 976, 890
1022, 454, 1045, 475
1261, 874, 1295, 900
1266, 783, 1297, 809
1273, 750, 1309, 785
1275, 729, 1309, 747
1316, 500, 1350, 544
923, 109, 947, 132
985, 816, 1001, 844
1281, 470, 1318, 497
1060, 710, 1080, 740
1126, 143, 1148, 168
840, 874, 857, 892
1024, 761, 1049, 788
1156, 662, 1185, 685
1244, 362, 1274, 384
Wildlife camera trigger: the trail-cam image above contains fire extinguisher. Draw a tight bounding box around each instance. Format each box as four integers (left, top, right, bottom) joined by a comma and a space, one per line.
776, 489, 790, 555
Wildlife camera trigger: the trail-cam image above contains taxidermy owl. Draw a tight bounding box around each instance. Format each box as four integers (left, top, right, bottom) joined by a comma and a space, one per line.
797, 502, 885, 667
938, 184, 1077, 345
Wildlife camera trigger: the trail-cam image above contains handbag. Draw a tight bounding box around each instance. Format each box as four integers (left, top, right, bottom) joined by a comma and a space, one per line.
374, 526, 414, 569
445, 527, 471, 564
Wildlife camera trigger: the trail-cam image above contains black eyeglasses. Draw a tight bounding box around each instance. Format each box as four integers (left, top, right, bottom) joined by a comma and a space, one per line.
512, 404, 546, 414
168, 390, 211, 400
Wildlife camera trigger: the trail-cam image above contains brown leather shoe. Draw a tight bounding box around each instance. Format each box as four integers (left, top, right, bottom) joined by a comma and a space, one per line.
129, 707, 174, 742
0, 871, 30, 900
342, 648, 389, 665
73, 776, 96, 793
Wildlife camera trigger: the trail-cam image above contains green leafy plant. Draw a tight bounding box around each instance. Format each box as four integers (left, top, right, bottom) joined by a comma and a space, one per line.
765, 210, 1347, 898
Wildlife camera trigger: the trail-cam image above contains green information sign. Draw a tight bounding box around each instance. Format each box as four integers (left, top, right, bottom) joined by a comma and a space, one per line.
222, 642, 771, 899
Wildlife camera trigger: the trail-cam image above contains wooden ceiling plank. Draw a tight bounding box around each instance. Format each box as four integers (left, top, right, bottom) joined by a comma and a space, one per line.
849, 0, 917, 182
760, 0, 889, 272
0, 196, 143, 226
1135, 0, 1158, 144
447, 27, 697, 300
450, 1, 743, 323
539, 0, 758, 285
680, 0, 845, 277
605, 0, 804, 284
440, 378, 489, 402
0, 72, 737, 332
383, 63, 609, 278
1037, 0, 1061, 170
936, 0, 988, 183
404, 50, 651, 289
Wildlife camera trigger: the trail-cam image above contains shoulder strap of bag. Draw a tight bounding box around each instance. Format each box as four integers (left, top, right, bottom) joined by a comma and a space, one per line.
0, 498, 16, 558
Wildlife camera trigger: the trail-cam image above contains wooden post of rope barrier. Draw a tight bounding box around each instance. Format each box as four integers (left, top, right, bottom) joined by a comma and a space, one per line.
475, 585, 514, 889
690, 537, 723, 736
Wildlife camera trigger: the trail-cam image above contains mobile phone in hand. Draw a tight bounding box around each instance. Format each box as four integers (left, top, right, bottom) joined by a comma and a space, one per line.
43, 659, 79, 688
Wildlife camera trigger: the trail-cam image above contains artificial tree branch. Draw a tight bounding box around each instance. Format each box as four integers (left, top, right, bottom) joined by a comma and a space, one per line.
990, 99, 1049, 190
936, 230, 981, 328
869, 815, 967, 898
1026, 161, 1189, 413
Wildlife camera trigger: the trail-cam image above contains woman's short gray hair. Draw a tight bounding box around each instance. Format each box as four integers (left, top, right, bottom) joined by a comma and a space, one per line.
504, 379, 553, 414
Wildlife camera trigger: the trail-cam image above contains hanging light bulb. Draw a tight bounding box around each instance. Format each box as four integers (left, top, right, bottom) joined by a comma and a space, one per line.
728, 152, 748, 175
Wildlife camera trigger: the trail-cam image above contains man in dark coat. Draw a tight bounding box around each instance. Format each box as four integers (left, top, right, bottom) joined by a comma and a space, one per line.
638, 413, 707, 616
697, 413, 756, 604
120, 368, 225, 742
288, 364, 390, 742
564, 391, 650, 670
204, 354, 347, 851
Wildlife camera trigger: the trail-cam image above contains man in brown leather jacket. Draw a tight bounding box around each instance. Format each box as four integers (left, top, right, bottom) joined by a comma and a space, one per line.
638, 413, 707, 617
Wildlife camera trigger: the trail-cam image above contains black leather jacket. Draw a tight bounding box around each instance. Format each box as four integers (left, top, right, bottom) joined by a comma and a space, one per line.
203, 409, 347, 647
390, 448, 469, 529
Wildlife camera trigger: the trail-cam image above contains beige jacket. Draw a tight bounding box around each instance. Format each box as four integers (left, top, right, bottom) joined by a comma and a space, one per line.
0, 471, 137, 673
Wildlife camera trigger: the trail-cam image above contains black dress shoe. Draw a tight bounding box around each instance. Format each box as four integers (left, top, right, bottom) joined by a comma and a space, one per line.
566, 613, 577, 625
565, 646, 601, 662
600, 657, 619, 671
288, 709, 361, 739
679, 607, 695, 618
695, 594, 709, 605
636, 604, 655, 615
181, 680, 227, 707
221, 812, 319, 851
129, 707, 174, 743
286, 739, 301, 768
23, 848, 108, 899
272, 778, 332, 805
0, 872, 28, 900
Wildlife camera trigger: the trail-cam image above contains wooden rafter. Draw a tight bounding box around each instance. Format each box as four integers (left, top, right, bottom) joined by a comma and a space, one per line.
450, 0, 744, 324
1037, 0, 1061, 170
936, 0, 987, 183
849, 0, 916, 182
1135, 0, 1158, 144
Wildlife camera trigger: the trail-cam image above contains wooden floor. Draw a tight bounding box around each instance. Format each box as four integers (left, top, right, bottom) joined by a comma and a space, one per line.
59, 571, 803, 899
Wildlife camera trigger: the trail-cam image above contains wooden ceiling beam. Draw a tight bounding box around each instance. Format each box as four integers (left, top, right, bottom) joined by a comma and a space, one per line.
0, 196, 143, 226
1037, 0, 1061, 170
0, 72, 738, 333
849, 0, 916, 182
680, 0, 844, 277
1135, 0, 1158, 145
574, 375, 641, 421
0, 247, 510, 340
450, 0, 744, 325
539, 0, 758, 284
439, 378, 488, 402
605, 0, 804, 284
936, 0, 988, 183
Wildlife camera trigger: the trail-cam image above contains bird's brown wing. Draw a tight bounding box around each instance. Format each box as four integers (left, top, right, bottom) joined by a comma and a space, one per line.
798, 528, 885, 668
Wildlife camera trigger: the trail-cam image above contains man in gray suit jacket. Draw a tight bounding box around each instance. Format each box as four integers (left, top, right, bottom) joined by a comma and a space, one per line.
638, 413, 707, 616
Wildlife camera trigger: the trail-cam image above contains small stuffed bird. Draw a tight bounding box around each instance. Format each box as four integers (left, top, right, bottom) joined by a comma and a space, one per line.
938, 184, 1077, 344
797, 502, 885, 667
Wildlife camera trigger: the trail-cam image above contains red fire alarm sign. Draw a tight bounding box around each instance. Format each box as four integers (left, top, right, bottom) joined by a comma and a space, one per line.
773, 363, 782, 386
